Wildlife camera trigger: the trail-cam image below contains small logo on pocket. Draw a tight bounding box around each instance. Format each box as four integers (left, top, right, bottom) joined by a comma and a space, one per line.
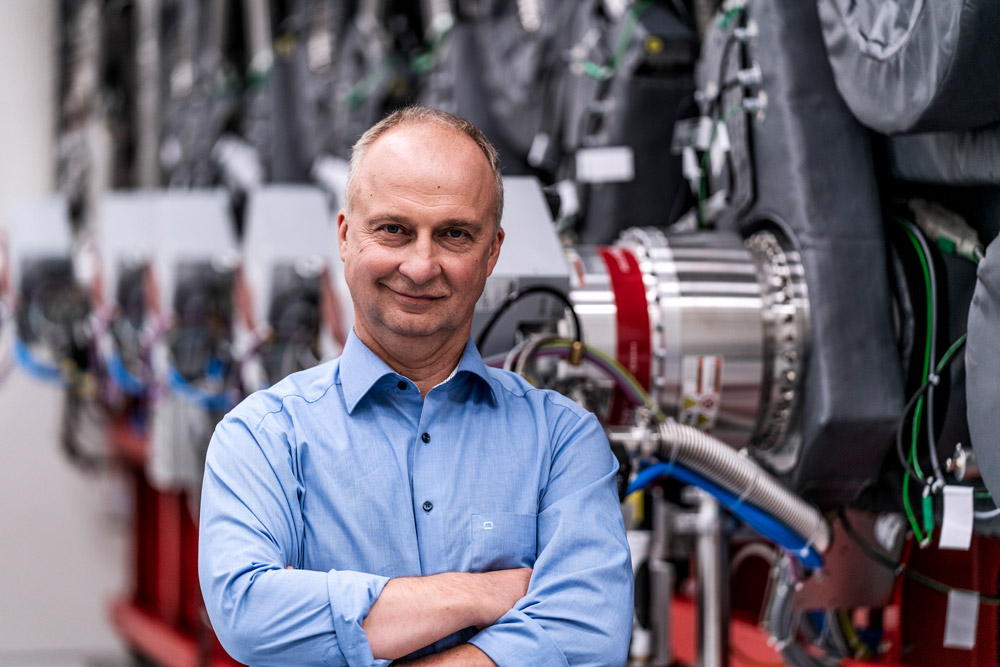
482, 521, 494, 530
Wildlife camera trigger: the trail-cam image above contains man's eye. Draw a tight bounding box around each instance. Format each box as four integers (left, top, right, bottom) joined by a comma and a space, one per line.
446, 229, 466, 239
384, 224, 401, 234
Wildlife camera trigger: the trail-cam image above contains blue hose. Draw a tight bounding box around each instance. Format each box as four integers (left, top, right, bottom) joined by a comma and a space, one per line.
14, 338, 64, 384
165, 364, 234, 412
628, 462, 825, 569
106, 352, 146, 397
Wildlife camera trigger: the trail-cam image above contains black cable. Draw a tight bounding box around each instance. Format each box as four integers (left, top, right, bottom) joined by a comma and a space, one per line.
837, 507, 900, 571
837, 507, 1000, 605
61, 381, 106, 472
895, 384, 933, 488
475, 285, 582, 352
709, 28, 741, 116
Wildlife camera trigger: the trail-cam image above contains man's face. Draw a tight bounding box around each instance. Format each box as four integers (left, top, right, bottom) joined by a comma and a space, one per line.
337, 122, 504, 350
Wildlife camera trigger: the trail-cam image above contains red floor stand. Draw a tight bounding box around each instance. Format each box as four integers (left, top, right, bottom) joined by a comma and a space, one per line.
109, 420, 240, 667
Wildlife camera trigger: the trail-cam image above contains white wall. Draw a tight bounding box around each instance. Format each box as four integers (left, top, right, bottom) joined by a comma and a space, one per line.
0, 2, 128, 663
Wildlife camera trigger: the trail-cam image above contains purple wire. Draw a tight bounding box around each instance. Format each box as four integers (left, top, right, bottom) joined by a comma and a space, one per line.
526, 347, 650, 408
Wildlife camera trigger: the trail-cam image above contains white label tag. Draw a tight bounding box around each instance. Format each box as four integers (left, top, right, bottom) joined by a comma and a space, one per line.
528, 132, 551, 168
575, 146, 635, 183
555, 180, 580, 217
696, 116, 714, 150
678, 355, 723, 433
939, 485, 974, 550
682, 147, 700, 182
943, 588, 979, 649
709, 123, 730, 177
715, 122, 731, 152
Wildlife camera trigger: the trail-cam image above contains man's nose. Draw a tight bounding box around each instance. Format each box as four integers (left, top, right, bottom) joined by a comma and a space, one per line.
397, 236, 441, 285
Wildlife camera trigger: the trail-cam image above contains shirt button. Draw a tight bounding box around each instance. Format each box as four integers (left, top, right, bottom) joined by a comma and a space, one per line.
397, 380, 407, 390
422, 500, 433, 512
421, 432, 431, 444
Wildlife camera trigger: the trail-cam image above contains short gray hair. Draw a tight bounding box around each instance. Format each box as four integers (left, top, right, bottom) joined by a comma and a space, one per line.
344, 106, 504, 230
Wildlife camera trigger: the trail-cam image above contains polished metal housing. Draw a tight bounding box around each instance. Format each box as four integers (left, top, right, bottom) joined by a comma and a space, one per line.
568, 227, 809, 457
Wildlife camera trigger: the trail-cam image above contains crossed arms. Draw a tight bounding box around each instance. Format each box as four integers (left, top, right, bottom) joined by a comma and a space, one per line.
361, 568, 530, 665
199, 410, 633, 667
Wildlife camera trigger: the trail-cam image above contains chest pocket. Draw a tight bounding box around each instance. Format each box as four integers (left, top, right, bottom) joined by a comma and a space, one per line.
470, 512, 537, 571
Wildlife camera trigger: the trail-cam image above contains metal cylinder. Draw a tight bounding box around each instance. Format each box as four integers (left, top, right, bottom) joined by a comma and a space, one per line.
695, 490, 728, 667
567, 228, 809, 453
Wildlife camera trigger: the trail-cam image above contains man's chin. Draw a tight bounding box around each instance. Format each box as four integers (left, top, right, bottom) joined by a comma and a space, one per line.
379, 316, 448, 341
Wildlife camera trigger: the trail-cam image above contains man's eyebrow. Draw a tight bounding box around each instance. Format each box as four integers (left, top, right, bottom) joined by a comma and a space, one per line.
367, 215, 486, 230
437, 219, 481, 229
365, 214, 409, 226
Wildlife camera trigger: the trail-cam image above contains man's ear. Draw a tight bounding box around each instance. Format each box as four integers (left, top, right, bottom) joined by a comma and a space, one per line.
485, 227, 505, 277
336, 209, 349, 262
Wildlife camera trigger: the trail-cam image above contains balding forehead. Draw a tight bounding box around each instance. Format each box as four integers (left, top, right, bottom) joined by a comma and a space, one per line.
345, 107, 504, 228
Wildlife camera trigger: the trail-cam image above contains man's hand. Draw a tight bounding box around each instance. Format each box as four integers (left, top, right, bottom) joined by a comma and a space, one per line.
473, 567, 532, 627
363, 568, 531, 660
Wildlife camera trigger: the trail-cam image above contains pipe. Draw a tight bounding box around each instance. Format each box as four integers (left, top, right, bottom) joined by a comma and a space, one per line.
695, 490, 728, 667
628, 462, 823, 567
656, 419, 831, 554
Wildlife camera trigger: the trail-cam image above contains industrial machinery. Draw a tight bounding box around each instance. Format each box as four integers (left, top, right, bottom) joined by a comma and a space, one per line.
240, 185, 348, 388
8, 0, 995, 665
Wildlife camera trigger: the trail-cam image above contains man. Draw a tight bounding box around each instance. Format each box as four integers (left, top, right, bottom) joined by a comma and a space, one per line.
199, 106, 633, 666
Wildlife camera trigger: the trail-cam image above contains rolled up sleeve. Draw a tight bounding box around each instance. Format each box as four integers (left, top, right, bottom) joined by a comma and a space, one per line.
469, 410, 634, 667
199, 414, 390, 667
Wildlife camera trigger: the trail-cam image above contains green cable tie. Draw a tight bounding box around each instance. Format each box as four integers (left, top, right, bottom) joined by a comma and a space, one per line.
581, 0, 652, 81
937, 237, 957, 256
697, 105, 744, 230
582, 61, 610, 80
718, 7, 743, 29
921, 489, 935, 537
902, 473, 925, 543
910, 398, 925, 479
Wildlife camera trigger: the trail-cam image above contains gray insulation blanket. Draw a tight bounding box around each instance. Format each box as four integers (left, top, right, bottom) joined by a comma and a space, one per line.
967, 235, 1000, 507
817, 0, 1000, 133
885, 123, 1000, 186
731, 0, 904, 505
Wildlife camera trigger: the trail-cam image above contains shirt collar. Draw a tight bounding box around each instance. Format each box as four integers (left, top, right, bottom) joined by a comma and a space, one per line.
338, 329, 496, 413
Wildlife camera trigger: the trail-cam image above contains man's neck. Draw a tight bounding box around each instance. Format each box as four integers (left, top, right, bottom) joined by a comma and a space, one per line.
354, 326, 468, 398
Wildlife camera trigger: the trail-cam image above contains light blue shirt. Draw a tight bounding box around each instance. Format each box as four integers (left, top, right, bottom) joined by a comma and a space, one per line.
199, 331, 633, 667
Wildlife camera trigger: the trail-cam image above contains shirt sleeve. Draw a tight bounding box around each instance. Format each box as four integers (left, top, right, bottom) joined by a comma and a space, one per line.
199, 413, 391, 667
468, 409, 634, 667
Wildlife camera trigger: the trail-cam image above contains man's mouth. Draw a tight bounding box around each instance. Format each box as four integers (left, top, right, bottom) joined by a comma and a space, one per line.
385, 286, 445, 303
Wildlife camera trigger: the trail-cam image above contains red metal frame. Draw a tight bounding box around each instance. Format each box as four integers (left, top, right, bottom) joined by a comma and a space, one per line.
109, 420, 240, 667
673, 534, 1000, 667
897, 533, 1000, 666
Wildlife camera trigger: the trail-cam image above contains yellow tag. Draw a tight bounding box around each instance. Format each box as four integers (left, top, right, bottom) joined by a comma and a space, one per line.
626, 490, 645, 525
644, 36, 664, 55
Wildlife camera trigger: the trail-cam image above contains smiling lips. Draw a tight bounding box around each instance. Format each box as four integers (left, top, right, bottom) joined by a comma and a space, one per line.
385, 285, 447, 303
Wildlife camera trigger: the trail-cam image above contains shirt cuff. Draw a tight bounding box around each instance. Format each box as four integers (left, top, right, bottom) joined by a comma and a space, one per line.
469, 608, 569, 667
324, 569, 391, 667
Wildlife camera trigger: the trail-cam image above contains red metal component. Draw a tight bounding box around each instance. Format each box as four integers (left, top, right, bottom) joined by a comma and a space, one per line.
110, 598, 236, 667
671, 596, 786, 666
679, 532, 1000, 667
597, 245, 652, 424
897, 532, 1000, 667
110, 420, 241, 667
